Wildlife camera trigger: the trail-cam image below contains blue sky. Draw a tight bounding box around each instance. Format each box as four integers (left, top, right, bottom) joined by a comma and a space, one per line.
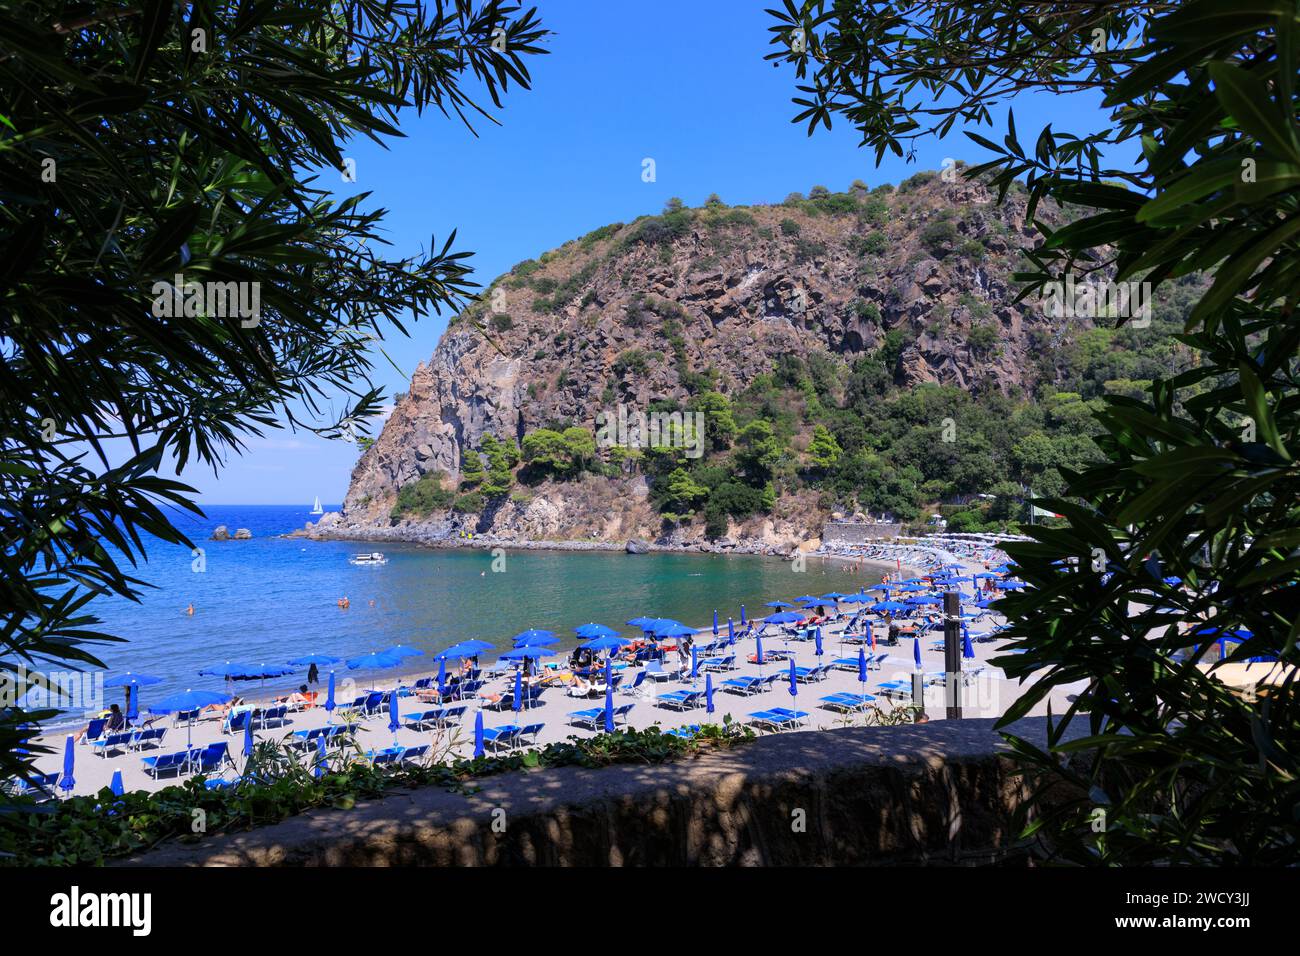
191, 0, 1114, 505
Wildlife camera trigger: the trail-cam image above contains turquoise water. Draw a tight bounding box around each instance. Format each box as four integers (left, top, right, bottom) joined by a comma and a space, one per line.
69, 505, 885, 712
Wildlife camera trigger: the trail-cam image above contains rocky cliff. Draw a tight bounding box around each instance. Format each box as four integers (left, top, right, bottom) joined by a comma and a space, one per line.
323, 172, 1079, 550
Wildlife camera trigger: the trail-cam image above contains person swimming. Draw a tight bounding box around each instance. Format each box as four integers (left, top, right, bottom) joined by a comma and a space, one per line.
185, 603, 194, 615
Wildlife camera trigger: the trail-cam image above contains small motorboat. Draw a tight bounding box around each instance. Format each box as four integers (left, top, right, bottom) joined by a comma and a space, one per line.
348, 552, 387, 566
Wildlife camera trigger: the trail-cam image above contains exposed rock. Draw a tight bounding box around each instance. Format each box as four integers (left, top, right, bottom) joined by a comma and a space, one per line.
210, 525, 230, 541
233, 528, 253, 540
625, 538, 650, 555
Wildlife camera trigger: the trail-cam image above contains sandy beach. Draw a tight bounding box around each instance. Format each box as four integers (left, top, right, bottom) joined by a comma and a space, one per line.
22, 540, 1079, 798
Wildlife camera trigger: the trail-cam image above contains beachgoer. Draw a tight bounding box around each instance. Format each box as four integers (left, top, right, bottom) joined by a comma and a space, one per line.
74, 704, 126, 741
185, 603, 194, 616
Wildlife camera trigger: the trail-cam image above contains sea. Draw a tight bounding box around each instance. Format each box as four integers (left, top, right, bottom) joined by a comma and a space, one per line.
33, 504, 889, 724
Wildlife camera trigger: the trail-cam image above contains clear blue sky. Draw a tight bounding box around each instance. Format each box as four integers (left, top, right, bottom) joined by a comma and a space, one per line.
190, 0, 1113, 505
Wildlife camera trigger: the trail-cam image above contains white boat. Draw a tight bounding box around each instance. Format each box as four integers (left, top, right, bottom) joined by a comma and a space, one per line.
348, 552, 387, 566
310, 495, 324, 515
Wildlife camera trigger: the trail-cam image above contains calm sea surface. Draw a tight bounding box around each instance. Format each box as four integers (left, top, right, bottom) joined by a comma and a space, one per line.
60, 505, 887, 718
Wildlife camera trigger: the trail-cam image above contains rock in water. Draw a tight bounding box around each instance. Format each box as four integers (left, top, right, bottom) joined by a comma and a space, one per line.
625, 538, 649, 554
233, 528, 253, 539
210, 525, 231, 541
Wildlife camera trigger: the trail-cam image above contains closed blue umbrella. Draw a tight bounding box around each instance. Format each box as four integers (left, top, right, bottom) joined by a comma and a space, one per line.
58, 735, 75, 795
325, 671, 336, 719
727, 618, 735, 642
109, 769, 124, 797
315, 735, 328, 779
914, 637, 922, 670
788, 658, 798, 698
474, 710, 484, 759
706, 673, 715, 714
857, 648, 868, 688
126, 683, 138, 722
603, 658, 614, 733
814, 627, 824, 658
755, 634, 765, 666
713, 609, 718, 635
513, 668, 523, 713
963, 633, 975, 659
690, 645, 699, 680
243, 715, 254, 760
387, 689, 400, 736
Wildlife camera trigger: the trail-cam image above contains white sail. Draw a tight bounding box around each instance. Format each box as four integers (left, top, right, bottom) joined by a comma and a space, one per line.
310, 495, 323, 514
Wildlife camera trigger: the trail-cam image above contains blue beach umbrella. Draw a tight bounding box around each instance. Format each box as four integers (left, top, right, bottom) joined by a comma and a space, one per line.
513, 629, 555, 644
766, 611, 804, 624
498, 647, 555, 661
58, 735, 75, 795
727, 618, 735, 642
1000, 580, 1028, 590
857, 648, 868, 688
626, 617, 657, 629
655, 625, 696, 641
287, 655, 341, 667
820, 592, 846, 602
603, 658, 614, 733
384, 645, 424, 660
325, 672, 336, 718
105, 672, 163, 689
474, 711, 484, 759
109, 769, 124, 797
795, 595, 821, 604
152, 689, 232, 747
872, 601, 911, 614
437, 658, 447, 697
814, 627, 824, 658
315, 735, 328, 779
456, 640, 495, 653
690, 645, 699, 680
765, 600, 793, 609
963, 633, 976, 659
788, 658, 798, 698
199, 661, 252, 678
126, 683, 138, 723
513, 634, 558, 647
345, 650, 404, 671
755, 634, 765, 666
740, 605, 747, 625
575, 622, 619, 639
513, 669, 523, 713
713, 609, 718, 635
914, 637, 922, 669
705, 673, 715, 714
580, 635, 629, 652
243, 716, 254, 759
388, 689, 400, 736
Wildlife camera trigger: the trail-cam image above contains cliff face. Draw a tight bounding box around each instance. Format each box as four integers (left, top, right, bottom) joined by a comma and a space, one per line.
334, 173, 1076, 547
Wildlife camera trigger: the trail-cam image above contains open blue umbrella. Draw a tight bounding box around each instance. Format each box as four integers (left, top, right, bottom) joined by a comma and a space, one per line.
315, 735, 328, 779
126, 683, 138, 722
645, 619, 685, 635
499, 647, 555, 661
104, 672, 162, 689
766, 611, 804, 624
603, 658, 614, 733
513, 629, 556, 644
655, 624, 697, 640
513, 668, 523, 713
872, 601, 911, 613
58, 735, 75, 795
575, 622, 619, 639
474, 710, 484, 759
243, 715, 254, 759
388, 689, 400, 736
109, 769, 124, 797
755, 634, 765, 666
914, 637, 922, 669
788, 658, 798, 698
765, 600, 793, 609
384, 645, 425, 660
324, 671, 336, 718
626, 617, 657, 629
199, 661, 253, 678
814, 627, 824, 658
456, 640, 495, 653
706, 672, 715, 714
907, 595, 942, 605
820, 592, 846, 601
346, 650, 404, 671
713, 609, 718, 635
287, 654, 341, 667
581, 635, 630, 652
1000, 580, 1028, 590
513, 634, 558, 647
152, 688, 231, 713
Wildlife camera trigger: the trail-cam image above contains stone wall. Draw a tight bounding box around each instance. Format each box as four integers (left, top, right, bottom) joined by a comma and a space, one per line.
118, 718, 1072, 867
822, 521, 905, 545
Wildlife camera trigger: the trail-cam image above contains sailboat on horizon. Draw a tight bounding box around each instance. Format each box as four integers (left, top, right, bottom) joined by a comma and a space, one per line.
310, 495, 324, 515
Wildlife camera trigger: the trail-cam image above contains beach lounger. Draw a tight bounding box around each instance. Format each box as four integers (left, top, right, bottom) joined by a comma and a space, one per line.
401, 744, 430, 765
720, 675, 765, 695
90, 731, 135, 759
791, 665, 830, 683
700, 655, 736, 672
622, 670, 649, 698
656, 690, 703, 711
665, 725, 702, 739
818, 692, 877, 713
643, 660, 677, 682
5, 771, 60, 800
747, 709, 808, 732
482, 725, 522, 753
80, 718, 108, 746
193, 742, 233, 776
517, 723, 545, 747
367, 746, 406, 766
252, 705, 290, 730
290, 726, 330, 750
223, 710, 251, 735
141, 748, 199, 778
131, 727, 168, 751
876, 680, 912, 700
